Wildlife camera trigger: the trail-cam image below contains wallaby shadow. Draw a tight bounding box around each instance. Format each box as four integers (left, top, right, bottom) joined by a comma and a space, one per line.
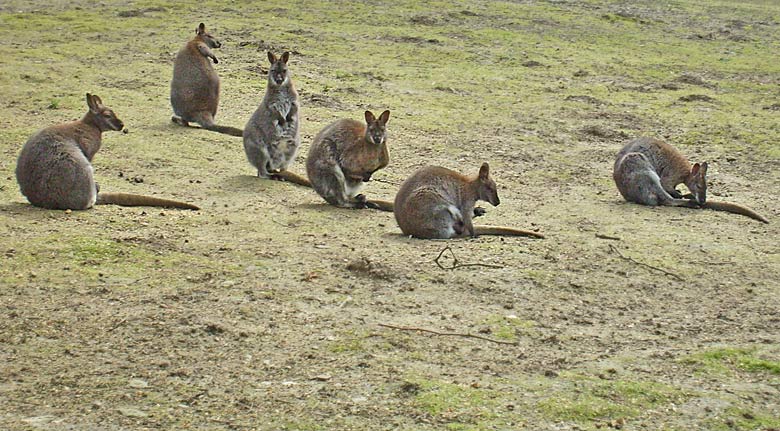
222, 175, 312, 193
0, 202, 70, 221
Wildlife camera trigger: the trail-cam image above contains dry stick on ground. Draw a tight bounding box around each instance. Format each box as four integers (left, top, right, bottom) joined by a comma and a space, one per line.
609, 244, 683, 281
378, 323, 517, 346
434, 245, 504, 270
595, 233, 622, 241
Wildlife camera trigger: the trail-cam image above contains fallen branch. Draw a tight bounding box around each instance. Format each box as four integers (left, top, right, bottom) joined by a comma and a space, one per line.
378, 323, 517, 346
595, 233, 621, 241
609, 244, 683, 281
434, 245, 504, 270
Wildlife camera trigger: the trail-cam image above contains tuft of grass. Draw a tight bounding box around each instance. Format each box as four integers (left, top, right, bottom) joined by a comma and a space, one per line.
682, 347, 780, 375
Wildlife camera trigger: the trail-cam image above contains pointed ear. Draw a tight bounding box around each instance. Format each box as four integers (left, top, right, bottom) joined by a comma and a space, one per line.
479, 162, 490, 180
700, 162, 708, 177
378, 110, 390, 125
691, 163, 700, 176
267, 51, 277, 64
281, 51, 290, 64
364, 110, 376, 124
86, 93, 98, 113
92, 94, 103, 107
197, 23, 206, 35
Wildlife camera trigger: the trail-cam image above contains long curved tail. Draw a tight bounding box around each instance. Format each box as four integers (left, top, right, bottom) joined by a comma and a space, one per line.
270, 170, 312, 188
204, 124, 244, 137
474, 225, 545, 239
365, 199, 394, 212
702, 200, 769, 224
96, 193, 200, 210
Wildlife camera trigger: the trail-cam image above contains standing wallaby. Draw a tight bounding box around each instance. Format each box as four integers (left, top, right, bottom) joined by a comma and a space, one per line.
306, 110, 393, 210
613, 136, 768, 223
394, 163, 544, 239
243, 51, 309, 186
170, 23, 243, 137
16, 94, 199, 211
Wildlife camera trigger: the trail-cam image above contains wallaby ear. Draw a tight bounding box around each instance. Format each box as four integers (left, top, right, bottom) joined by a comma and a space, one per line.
281, 51, 290, 64
364, 111, 376, 124
479, 162, 490, 180
691, 163, 700, 176
197, 23, 206, 35
86, 93, 99, 113
378, 110, 390, 125
700, 162, 708, 177
267, 51, 277, 64
92, 94, 103, 107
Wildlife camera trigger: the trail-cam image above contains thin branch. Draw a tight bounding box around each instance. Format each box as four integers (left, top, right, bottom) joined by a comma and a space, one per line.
595, 233, 621, 241
378, 323, 517, 346
609, 244, 683, 281
434, 245, 504, 270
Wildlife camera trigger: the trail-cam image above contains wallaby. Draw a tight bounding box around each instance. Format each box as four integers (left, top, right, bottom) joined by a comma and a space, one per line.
16, 94, 199, 211
394, 163, 545, 239
613, 136, 768, 223
170, 23, 243, 137
243, 51, 309, 187
306, 110, 393, 210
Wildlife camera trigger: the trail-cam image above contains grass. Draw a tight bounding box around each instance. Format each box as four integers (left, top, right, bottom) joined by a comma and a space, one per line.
683, 346, 780, 375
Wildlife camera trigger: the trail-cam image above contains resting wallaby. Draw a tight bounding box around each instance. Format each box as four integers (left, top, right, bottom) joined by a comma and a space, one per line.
613, 137, 768, 223
16, 94, 199, 211
306, 110, 393, 210
170, 23, 243, 137
394, 163, 544, 239
243, 51, 309, 186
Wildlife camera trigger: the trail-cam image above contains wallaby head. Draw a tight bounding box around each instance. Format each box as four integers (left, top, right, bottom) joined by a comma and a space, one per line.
196, 23, 221, 48
364, 110, 390, 145
267, 51, 290, 86
85, 93, 124, 132
686, 162, 708, 204
476, 162, 500, 206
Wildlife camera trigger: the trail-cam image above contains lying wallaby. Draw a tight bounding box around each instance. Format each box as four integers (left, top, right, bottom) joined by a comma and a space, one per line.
16, 94, 199, 211
306, 110, 393, 210
394, 163, 544, 239
613, 136, 768, 223
243, 51, 309, 186
170, 23, 243, 137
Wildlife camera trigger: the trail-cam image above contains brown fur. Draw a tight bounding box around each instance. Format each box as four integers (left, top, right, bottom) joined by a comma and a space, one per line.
170, 23, 242, 137
394, 163, 542, 239
614, 137, 768, 223
306, 110, 391, 209
16, 93, 198, 211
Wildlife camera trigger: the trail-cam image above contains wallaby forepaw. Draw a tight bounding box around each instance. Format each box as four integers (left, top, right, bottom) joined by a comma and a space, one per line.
362, 173, 372, 182
354, 194, 368, 204
473, 207, 487, 217
212, 56, 219, 64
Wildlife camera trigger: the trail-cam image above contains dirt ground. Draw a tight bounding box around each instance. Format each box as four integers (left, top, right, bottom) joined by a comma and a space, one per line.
1, 1, 779, 430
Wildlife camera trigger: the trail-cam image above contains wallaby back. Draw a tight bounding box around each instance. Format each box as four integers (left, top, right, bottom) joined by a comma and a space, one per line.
244, 51, 302, 179
16, 94, 124, 210
394, 163, 531, 239
306, 110, 391, 209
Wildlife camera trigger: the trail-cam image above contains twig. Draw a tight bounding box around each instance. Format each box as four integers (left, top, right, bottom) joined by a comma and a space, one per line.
378, 323, 517, 345
370, 178, 399, 186
434, 245, 504, 270
609, 244, 683, 281
595, 233, 621, 241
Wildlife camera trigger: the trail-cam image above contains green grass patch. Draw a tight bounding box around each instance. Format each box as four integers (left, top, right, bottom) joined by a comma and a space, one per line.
683, 347, 780, 375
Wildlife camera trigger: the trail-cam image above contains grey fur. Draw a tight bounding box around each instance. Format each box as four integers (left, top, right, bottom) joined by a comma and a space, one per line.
16, 94, 124, 210
243, 51, 300, 177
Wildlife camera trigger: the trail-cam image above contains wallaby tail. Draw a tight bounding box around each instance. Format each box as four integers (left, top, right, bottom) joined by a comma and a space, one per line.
204, 124, 244, 137
474, 225, 545, 239
270, 170, 312, 188
97, 193, 200, 210
365, 199, 394, 212
702, 200, 769, 224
